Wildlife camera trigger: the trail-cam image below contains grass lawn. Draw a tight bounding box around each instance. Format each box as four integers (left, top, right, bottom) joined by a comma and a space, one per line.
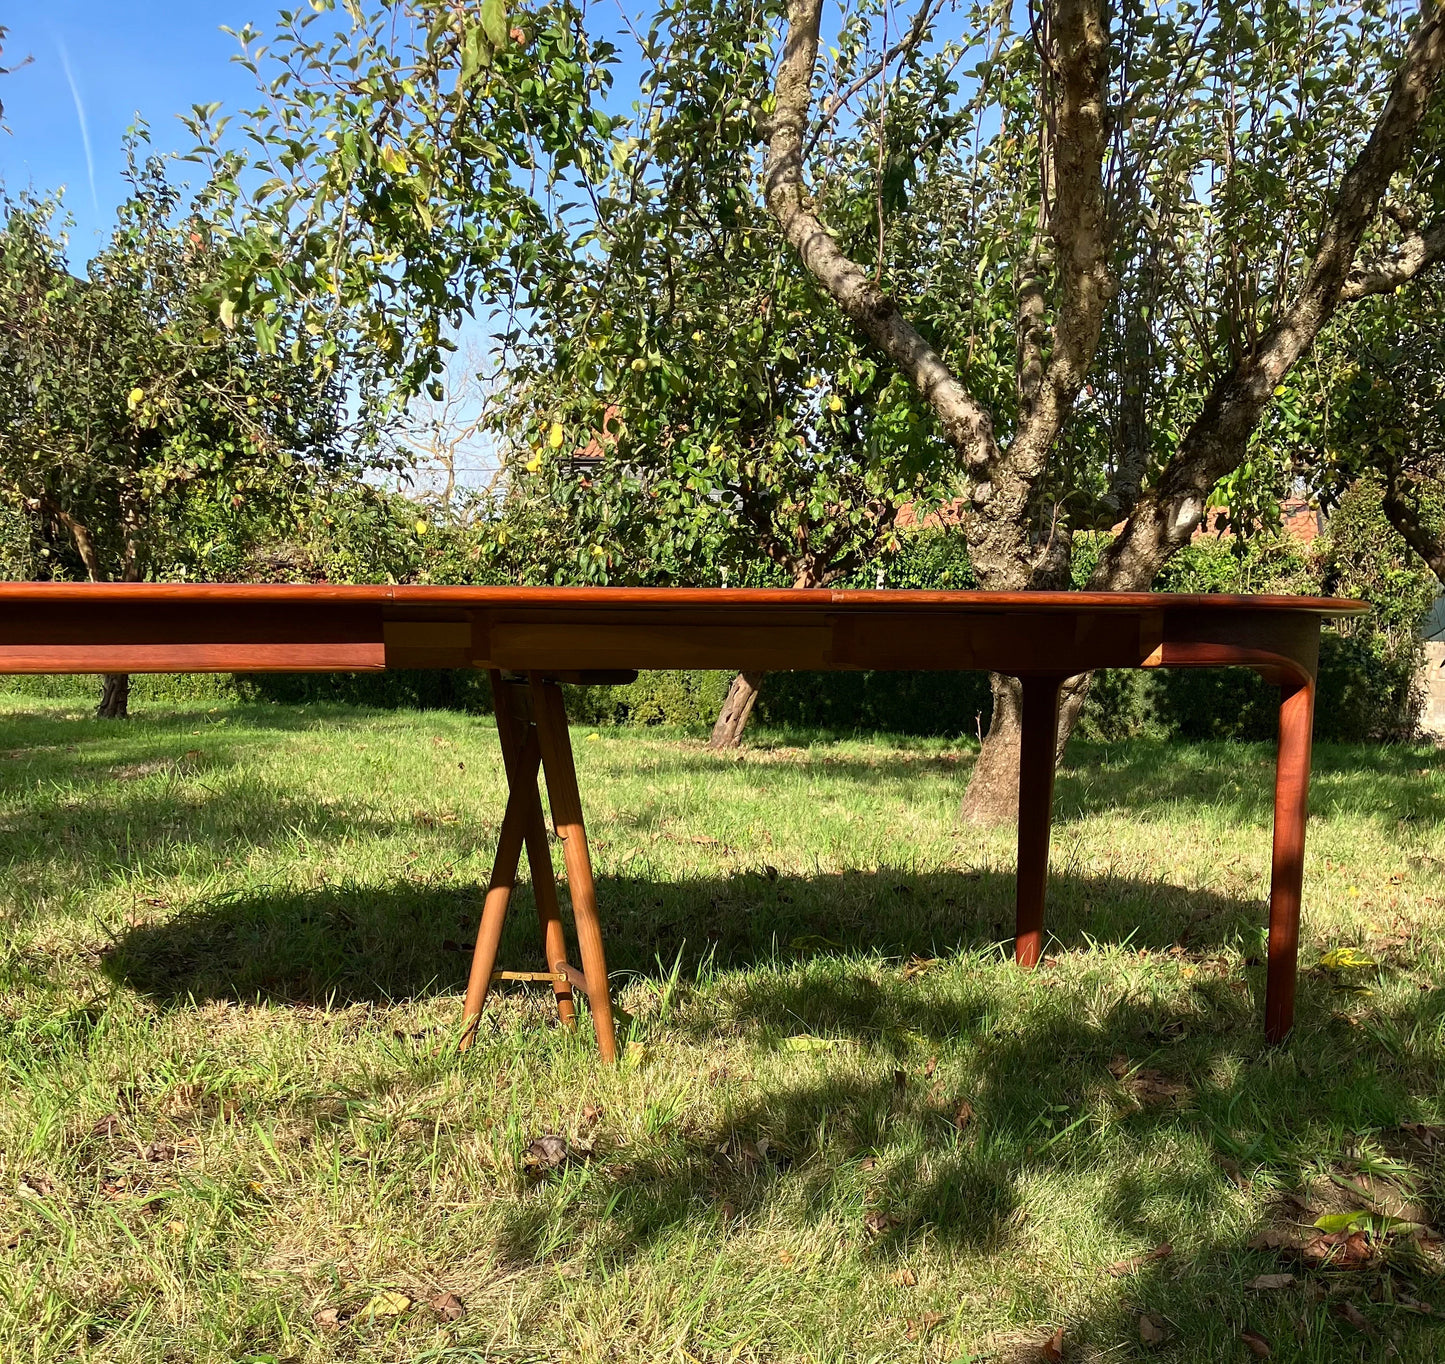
1, 694, 1443, 1363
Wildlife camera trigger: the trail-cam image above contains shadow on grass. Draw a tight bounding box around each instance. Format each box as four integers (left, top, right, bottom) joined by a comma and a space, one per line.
498, 979, 1445, 1360
95, 867, 1445, 1359
102, 867, 1270, 1010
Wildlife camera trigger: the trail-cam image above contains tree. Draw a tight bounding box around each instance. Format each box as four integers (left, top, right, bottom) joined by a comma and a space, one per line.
757, 0, 1445, 820
1307, 278, 1445, 580
0, 142, 359, 716
199, 0, 1445, 809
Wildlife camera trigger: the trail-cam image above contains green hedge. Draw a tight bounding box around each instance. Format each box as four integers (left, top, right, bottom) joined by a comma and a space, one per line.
4, 480, 1431, 742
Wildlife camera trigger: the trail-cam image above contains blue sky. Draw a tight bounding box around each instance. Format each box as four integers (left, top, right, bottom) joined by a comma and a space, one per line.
1, 2, 259, 260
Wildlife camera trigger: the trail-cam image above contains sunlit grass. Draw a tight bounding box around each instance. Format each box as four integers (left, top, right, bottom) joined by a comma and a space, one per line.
1, 693, 1442, 1362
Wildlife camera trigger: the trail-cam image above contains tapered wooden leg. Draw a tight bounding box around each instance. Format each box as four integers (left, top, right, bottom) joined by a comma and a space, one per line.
530, 674, 619, 1064
1015, 675, 1064, 968
491, 673, 576, 1030
1265, 677, 1315, 1043
459, 729, 542, 1050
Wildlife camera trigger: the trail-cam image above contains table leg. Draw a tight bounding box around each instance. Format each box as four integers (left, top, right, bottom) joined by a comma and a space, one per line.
531, 674, 620, 1064
1265, 677, 1315, 1043
492, 673, 577, 1030
460, 727, 542, 1050
1015, 675, 1064, 968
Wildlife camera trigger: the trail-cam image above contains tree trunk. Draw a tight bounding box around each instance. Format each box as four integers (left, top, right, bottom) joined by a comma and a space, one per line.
709, 671, 765, 750
97, 673, 130, 720
959, 670, 1093, 825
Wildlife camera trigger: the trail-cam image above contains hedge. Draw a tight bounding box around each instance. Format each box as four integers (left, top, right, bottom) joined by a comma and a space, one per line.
4, 480, 1432, 743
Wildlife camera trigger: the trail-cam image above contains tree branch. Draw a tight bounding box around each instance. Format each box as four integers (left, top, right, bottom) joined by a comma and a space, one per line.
1341, 216, 1445, 300
762, 0, 998, 469
1007, 0, 1112, 479
804, 0, 946, 156
1382, 480, 1445, 582
1093, 4, 1445, 591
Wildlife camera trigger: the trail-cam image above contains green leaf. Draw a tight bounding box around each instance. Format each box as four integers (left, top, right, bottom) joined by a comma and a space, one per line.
784, 1035, 843, 1053
480, 0, 509, 50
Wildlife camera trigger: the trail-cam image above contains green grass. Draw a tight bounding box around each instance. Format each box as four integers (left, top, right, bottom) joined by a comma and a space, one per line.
1, 694, 1443, 1363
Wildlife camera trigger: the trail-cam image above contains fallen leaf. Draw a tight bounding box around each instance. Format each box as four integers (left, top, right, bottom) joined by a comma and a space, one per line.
863, 1209, 900, 1238
1240, 1328, 1271, 1357
1108, 1057, 1189, 1104
1139, 1314, 1167, 1346
429, 1290, 465, 1322
777, 1250, 795, 1265
1314, 1209, 1420, 1236
1396, 1292, 1433, 1313
580, 1103, 604, 1128
141, 1140, 176, 1163
90, 1113, 123, 1139
1249, 1273, 1296, 1290
1247, 1228, 1307, 1251
902, 956, 938, 980
18, 1174, 53, 1200
720, 1199, 737, 1224
313, 1307, 342, 1331
1104, 1243, 1173, 1277
1041, 1325, 1065, 1361
892, 1267, 918, 1286
1304, 1230, 1374, 1268
905, 1312, 944, 1341
784, 1035, 842, 1053
953, 1100, 974, 1130
623, 1042, 652, 1068
1319, 947, 1376, 972
359, 1289, 411, 1320
1333, 1300, 1368, 1330
523, 1134, 571, 1174
923, 1056, 938, 1079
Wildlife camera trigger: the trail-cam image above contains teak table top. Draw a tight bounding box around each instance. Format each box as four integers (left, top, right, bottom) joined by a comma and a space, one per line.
0, 584, 1367, 678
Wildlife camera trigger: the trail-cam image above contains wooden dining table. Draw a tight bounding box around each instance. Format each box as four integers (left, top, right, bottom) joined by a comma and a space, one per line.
0, 583, 1367, 1057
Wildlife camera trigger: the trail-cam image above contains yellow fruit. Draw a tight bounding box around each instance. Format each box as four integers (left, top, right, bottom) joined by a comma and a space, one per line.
127, 387, 145, 409
548, 422, 565, 448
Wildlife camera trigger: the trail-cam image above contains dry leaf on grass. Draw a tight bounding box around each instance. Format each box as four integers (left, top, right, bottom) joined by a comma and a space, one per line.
89, 1113, 123, 1139
952, 1100, 974, 1130
905, 1312, 944, 1341
314, 1306, 341, 1331
1041, 1325, 1066, 1361
892, 1267, 918, 1287
523, 1134, 571, 1175
1108, 1057, 1190, 1104
18, 1174, 53, 1199
1249, 1273, 1296, 1290
1104, 1243, 1173, 1277
1139, 1314, 1167, 1346
429, 1290, 465, 1322
864, 1209, 901, 1238
359, 1289, 412, 1320
1240, 1328, 1271, 1356
1332, 1300, 1368, 1330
